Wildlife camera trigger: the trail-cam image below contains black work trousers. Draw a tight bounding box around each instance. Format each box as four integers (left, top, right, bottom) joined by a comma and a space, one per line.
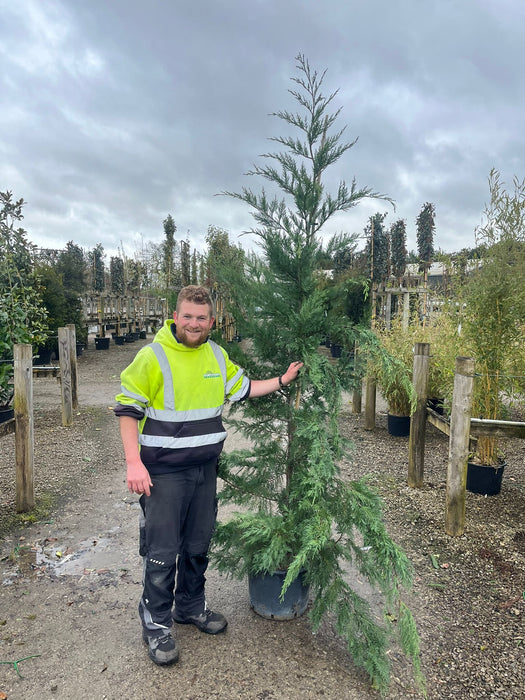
138, 462, 217, 635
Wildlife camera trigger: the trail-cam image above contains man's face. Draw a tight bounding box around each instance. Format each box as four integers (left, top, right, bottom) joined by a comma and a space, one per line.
173, 300, 214, 348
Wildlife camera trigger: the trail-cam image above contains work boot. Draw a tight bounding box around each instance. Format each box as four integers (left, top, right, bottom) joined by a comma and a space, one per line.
142, 630, 179, 666
173, 606, 228, 635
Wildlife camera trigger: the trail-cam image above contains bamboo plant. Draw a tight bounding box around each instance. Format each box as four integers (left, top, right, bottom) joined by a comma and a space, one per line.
458, 170, 525, 466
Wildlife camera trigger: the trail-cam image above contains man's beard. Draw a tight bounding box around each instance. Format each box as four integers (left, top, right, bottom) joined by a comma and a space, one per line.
175, 326, 209, 348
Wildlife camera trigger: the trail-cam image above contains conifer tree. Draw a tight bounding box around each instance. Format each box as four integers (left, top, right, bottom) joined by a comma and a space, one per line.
416, 202, 435, 271
366, 212, 389, 282
162, 213, 176, 290
390, 219, 408, 279
212, 55, 423, 694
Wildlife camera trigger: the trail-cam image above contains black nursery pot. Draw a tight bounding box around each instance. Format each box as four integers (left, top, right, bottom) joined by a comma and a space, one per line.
387, 413, 411, 437
95, 337, 110, 350
0, 407, 14, 424
466, 461, 506, 496
248, 569, 309, 620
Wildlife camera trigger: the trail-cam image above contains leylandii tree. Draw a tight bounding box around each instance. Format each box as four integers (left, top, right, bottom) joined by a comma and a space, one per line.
212, 55, 423, 694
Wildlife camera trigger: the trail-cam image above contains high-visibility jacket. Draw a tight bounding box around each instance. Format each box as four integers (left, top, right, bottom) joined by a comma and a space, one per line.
114, 320, 250, 473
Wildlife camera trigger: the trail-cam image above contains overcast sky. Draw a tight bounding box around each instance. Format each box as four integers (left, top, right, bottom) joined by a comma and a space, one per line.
1, 0, 524, 262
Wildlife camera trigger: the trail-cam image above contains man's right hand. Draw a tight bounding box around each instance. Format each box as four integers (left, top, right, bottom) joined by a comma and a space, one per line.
127, 460, 153, 497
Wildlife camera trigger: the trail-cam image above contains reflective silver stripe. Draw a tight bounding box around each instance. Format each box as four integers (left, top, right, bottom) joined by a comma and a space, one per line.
145, 406, 223, 422
120, 386, 148, 404
228, 375, 251, 402
149, 342, 175, 410
139, 432, 227, 449
225, 367, 244, 394
208, 340, 227, 389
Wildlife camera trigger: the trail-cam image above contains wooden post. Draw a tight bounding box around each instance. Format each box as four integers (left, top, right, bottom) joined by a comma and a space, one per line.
66, 324, 78, 411
364, 375, 376, 430
445, 357, 475, 536
385, 292, 392, 329
58, 327, 73, 427
351, 343, 362, 414
14, 343, 34, 512
402, 292, 410, 329
408, 342, 430, 488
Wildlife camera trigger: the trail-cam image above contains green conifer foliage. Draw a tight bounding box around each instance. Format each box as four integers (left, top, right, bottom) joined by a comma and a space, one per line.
390, 219, 408, 279
212, 55, 424, 694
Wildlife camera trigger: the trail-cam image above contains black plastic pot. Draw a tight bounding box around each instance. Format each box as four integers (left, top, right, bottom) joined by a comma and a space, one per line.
139, 330, 147, 339
330, 344, 342, 358
0, 407, 14, 424
466, 461, 506, 496
387, 413, 411, 437
95, 337, 110, 350
114, 335, 126, 346
34, 347, 54, 365
248, 569, 309, 620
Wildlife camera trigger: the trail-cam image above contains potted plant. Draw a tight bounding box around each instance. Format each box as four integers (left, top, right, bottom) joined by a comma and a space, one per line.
458, 170, 525, 495
0, 191, 49, 414
211, 55, 424, 695
369, 317, 416, 436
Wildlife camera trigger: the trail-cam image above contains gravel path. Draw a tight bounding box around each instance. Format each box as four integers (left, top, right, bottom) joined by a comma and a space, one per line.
0, 337, 523, 700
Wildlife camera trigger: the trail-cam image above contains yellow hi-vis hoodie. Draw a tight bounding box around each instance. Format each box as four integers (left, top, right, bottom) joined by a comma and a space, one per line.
114, 320, 250, 473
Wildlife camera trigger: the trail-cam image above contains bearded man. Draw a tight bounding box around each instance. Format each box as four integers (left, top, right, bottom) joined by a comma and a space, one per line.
115, 285, 302, 666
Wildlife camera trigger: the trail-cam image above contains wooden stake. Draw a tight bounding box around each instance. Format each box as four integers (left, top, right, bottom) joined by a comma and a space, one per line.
408, 343, 430, 488
14, 344, 34, 512
445, 357, 475, 536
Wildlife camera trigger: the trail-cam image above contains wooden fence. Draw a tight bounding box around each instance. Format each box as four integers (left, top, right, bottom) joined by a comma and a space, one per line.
0, 325, 78, 512
407, 343, 525, 536
82, 294, 167, 337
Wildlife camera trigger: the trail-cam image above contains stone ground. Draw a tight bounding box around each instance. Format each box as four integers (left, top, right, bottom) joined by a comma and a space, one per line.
0, 336, 523, 700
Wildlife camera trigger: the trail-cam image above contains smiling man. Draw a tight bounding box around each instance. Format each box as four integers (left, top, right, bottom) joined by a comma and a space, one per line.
115, 285, 302, 666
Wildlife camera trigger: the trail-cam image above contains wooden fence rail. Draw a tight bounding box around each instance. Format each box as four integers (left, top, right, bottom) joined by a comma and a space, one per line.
406, 345, 525, 536
0, 327, 78, 512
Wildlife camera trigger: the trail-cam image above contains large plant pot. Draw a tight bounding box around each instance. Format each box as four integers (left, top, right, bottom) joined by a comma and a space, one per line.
248, 569, 309, 620
466, 461, 506, 496
95, 337, 110, 350
0, 407, 14, 424
387, 413, 411, 437
34, 347, 54, 365
114, 335, 126, 346
139, 330, 147, 339
330, 344, 342, 358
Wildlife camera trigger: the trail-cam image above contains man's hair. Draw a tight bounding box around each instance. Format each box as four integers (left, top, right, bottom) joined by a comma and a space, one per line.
176, 285, 214, 316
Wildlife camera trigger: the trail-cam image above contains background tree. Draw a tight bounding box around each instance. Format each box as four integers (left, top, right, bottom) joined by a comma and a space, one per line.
390, 219, 407, 278
110, 256, 125, 295
212, 55, 422, 693
56, 241, 86, 294
162, 214, 176, 290
180, 239, 191, 287
416, 202, 436, 324
191, 249, 199, 285
416, 202, 435, 271
365, 211, 389, 282
90, 243, 106, 292
126, 258, 144, 295
0, 191, 49, 405
204, 225, 245, 298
